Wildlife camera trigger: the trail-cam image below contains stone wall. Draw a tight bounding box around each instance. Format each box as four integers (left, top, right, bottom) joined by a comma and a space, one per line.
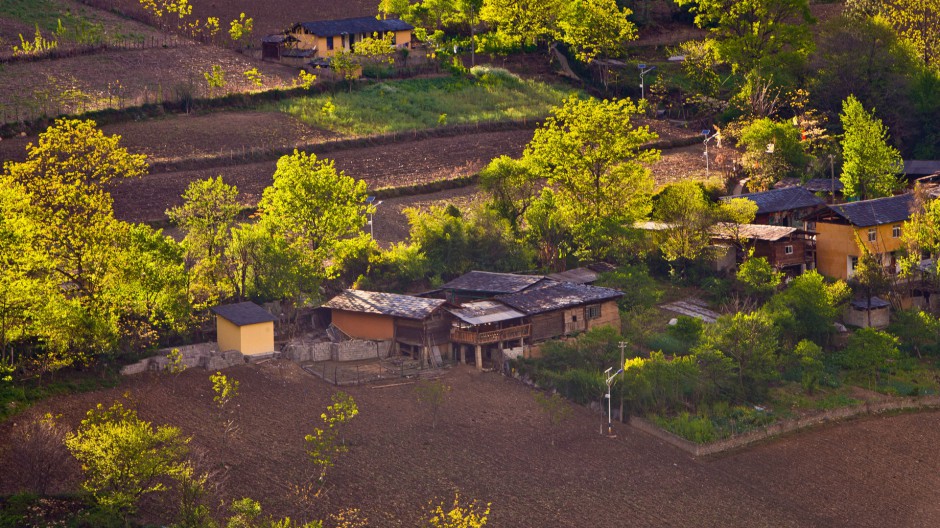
282, 338, 393, 362
120, 343, 247, 375
630, 395, 940, 457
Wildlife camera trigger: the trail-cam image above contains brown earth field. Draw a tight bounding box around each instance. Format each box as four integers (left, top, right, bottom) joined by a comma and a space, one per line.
0, 44, 296, 121
2, 361, 939, 527
80, 0, 379, 40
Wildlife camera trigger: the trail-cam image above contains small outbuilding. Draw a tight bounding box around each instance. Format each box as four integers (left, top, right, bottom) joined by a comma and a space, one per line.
211, 302, 277, 356
844, 296, 891, 329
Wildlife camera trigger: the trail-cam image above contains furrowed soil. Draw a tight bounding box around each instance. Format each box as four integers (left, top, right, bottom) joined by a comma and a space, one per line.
2, 361, 938, 527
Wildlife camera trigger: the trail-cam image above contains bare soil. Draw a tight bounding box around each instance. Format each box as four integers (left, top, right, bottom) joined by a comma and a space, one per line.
109, 128, 535, 222
2, 361, 939, 527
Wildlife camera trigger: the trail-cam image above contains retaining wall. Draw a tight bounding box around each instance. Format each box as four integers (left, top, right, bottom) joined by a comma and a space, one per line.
631, 395, 940, 457
282, 339, 393, 362
119, 343, 246, 375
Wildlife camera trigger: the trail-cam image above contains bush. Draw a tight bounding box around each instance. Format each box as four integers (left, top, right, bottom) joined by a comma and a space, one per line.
536, 368, 605, 405
652, 412, 716, 443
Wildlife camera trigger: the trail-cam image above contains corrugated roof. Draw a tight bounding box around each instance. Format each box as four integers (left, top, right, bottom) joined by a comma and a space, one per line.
730, 187, 825, 215
211, 302, 276, 326
711, 223, 800, 242
548, 267, 599, 284
323, 290, 446, 320
496, 282, 622, 315
440, 271, 549, 294
296, 17, 413, 37
446, 300, 525, 325
828, 193, 914, 227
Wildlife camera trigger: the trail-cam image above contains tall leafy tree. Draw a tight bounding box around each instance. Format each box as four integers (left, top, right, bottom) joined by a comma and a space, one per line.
869, 0, 940, 67
839, 95, 904, 200
525, 96, 659, 260
479, 155, 538, 230
257, 151, 372, 284
675, 0, 814, 78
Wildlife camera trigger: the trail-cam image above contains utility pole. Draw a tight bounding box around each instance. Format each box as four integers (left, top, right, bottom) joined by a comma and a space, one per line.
702, 129, 716, 177
618, 341, 627, 423
638, 64, 656, 100
604, 366, 623, 436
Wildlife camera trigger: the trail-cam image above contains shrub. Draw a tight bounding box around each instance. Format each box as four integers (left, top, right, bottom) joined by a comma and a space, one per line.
652, 412, 716, 443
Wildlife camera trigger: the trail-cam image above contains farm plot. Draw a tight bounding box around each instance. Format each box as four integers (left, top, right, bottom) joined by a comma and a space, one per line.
0, 44, 296, 121
109, 128, 535, 222
81, 0, 379, 38
2, 361, 940, 527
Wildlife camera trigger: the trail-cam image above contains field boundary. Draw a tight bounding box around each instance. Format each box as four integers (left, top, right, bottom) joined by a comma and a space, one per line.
630, 395, 940, 457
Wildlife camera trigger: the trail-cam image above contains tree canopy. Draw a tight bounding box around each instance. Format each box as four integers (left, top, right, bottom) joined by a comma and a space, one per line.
839, 95, 904, 200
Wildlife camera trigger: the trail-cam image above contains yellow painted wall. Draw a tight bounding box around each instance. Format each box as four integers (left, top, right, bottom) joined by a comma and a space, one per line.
239, 322, 274, 355
331, 310, 395, 340
217, 316, 241, 353
289, 29, 411, 58
815, 221, 905, 280
216, 317, 274, 355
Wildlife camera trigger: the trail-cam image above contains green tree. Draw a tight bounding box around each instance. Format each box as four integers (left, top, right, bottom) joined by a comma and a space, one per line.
651, 181, 718, 268
901, 189, 940, 286
839, 95, 903, 200
210, 371, 240, 453
675, 0, 814, 78
766, 270, 851, 347
525, 96, 659, 260
257, 151, 372, 286
521, 189, 571, 271
167, 177, 241, 307
877, 0, 940, 67
65, 402, 189, 522
840, 327, 900, 387
479, 155, 538, 230
793, 339, 824, 394
228, 13, 253, 46
415, 379, 451, 430
888, 309, 940, 358
695, 311, 779, 397
736, 251, 783, 301
533, 391, 572, 446
204, 65, 226, 96
302, 392, 358, 493
738, 117, 812, 191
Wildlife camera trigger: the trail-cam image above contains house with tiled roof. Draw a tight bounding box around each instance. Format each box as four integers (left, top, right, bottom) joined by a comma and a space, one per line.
726, 186, 826, 228
495, 282, 622, 343
284, 16, 413, 59
809, 193, 915, 280
710, 223, 816, 274
436, 271, 553, 304
322, 289, 453, 363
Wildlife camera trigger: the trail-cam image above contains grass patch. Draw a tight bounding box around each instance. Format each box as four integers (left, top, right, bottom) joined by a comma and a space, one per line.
0, 0, 66, 32
1, 370, 121, 422
273, 72, 576, 136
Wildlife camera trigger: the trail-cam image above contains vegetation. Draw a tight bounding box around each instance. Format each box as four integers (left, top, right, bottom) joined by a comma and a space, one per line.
274, 74, 574, 135
839, 95, 904, 200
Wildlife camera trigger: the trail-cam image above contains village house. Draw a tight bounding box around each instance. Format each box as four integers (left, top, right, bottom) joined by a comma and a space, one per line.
495, 281, 623, 350
447, 300, 530, 370
322, 289, 452, 365
711, 223, 816, 275
211, 301, 277, 357
774, 177, 844, 203
810, 193, 914, 280
729, 186, 826, 228
284, 17, 413, 60
433, 270, 553, 304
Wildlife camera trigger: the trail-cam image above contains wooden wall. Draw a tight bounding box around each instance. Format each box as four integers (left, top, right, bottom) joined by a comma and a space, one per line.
331, 311, 395, 340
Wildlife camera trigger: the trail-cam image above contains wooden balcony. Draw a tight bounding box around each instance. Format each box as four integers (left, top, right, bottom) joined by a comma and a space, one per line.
451, 324, 531, 345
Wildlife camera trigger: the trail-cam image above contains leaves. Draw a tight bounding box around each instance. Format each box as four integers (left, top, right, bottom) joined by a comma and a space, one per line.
839, 95, 904, 200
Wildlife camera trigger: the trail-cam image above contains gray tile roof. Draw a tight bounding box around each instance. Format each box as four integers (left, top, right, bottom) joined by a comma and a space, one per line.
828, 193, 914, 227
211, 302, 277, 326
904, 160, 940, 176
731, 187, 825, 215
547, 267, 599, 284
295, 17, 413, 37
446, 300, 525, 325
440, 271, 549, 294
495, 282, 622, 315
323, 290, 446, 320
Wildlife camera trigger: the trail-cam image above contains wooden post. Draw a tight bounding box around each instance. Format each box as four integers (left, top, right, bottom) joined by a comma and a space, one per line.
475, 345, 483, 370
459, 345, 466, 364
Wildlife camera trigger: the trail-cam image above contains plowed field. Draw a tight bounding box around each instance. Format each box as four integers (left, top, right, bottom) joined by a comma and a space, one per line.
1, 361, 937, 527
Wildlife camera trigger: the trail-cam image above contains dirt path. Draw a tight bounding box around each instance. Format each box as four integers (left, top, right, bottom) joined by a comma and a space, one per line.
2, 362, 939, 527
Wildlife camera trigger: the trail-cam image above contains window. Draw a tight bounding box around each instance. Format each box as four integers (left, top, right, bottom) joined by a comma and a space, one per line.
587, 304, 602, 320
326, 36, 333, 50
868, 228, 877, 242
893, 224, 901, 238
390, 32, 397, 45
849, 255, 859, 277
785, 245, 794, 255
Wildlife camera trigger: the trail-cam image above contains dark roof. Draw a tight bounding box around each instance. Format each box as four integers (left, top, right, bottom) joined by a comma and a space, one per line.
711, 223, 801, 242
295, 17, 413, 37
774, 178, 844, 193
547, 267, 599, 284
261, 34, 297, 43
211, 302, 276, 326
323, 290, 446, 320
440, 271, 549, 294
730, 187, 825, 215
850, 296, 891, 309
495, 282, 622, 315
904, 160, 940, 176
827, 193, 914, 227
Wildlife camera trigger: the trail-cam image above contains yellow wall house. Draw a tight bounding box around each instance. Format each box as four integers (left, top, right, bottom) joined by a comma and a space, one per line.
288, 17, 413, 59
812, 193, 914, 280
211, 301, 277, 356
